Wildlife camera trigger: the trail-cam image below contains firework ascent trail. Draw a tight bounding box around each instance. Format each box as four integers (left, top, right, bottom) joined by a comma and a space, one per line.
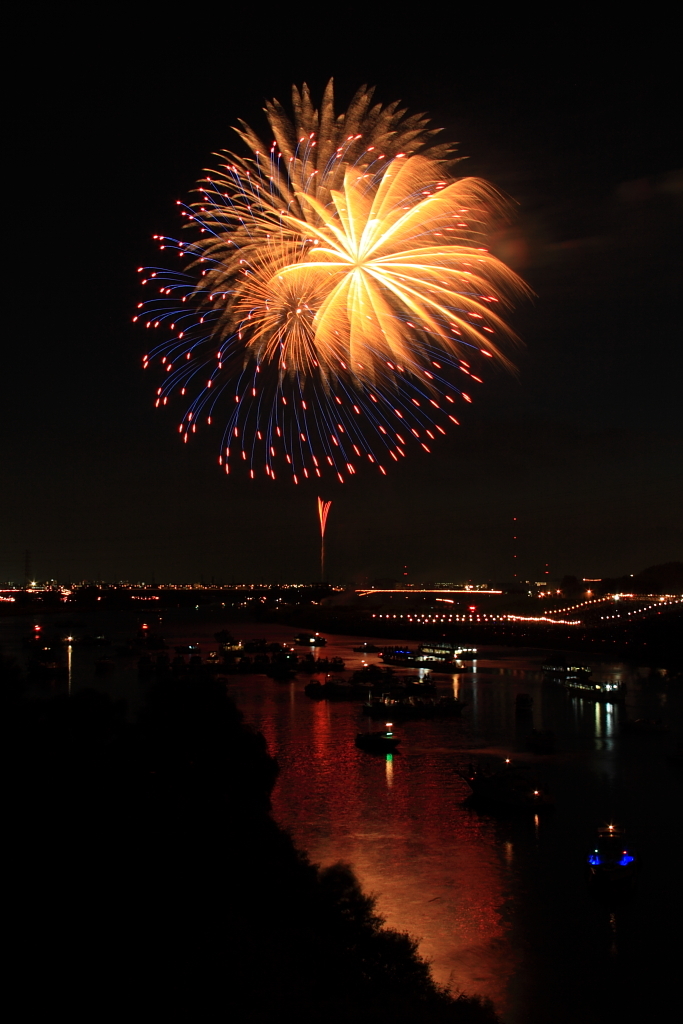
137, 80, 529, 484
318, 497, 332, 580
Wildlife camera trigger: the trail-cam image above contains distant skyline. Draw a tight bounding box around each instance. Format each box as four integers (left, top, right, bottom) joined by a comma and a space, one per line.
1, 558, 676, 591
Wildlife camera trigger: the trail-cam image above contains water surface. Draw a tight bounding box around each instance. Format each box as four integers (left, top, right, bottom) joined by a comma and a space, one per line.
3, 613, 678, 1022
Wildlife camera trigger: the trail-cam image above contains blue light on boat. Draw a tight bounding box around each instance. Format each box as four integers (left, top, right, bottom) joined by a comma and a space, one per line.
618, 854, 635, 866
588, 854, 601, 865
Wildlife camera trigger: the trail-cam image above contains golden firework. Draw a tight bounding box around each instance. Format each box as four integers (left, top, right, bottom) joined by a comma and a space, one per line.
256, 155, 527, 383
142, 81, 530, 484
189, 79, 459, 351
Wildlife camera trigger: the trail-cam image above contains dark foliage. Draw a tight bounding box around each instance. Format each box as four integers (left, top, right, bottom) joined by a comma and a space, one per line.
6, 675, 500, 1022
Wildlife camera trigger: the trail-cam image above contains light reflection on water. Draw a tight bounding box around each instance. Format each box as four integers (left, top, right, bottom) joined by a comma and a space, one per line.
227, 630, 680, 1023
1, 614, 679, 1023
67, 642, 72, 694
267, 723, 518, 1009
385, 752, 394, 788
605, 703, 614, 738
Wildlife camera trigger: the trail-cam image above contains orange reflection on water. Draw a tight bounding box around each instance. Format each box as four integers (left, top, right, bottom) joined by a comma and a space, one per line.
233, 630, 525, 1018
311, 692, 332, 760
272, 737, 519, 1014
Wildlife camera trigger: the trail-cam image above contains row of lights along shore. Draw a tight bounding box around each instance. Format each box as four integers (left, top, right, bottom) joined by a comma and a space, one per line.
372, 595, 681, 627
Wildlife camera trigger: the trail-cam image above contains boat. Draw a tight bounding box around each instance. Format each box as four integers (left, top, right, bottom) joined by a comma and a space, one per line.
587, 825, 638, 886
363, 695, 466, 720
76, 634, 110, 647
244, 638, 269, 653
459, 760, 554, 812
416, 642, 477, 667
563, 679, 626, 701
293, 633, 327, 646
297, 655, 345, 673
543, 660, 592, 681
352, 642, 381, 653
355, 727, 401, 754
379, 646, 417, 666
380, 642, 477, 669
389, 676, 436, 696
543, 661, 625, 701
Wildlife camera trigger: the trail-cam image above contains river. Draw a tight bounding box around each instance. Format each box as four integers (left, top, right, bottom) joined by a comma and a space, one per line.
3, 611, 679, 1022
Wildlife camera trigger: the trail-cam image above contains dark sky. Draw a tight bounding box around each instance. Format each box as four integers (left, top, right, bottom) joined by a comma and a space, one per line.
3, 17, 681, 584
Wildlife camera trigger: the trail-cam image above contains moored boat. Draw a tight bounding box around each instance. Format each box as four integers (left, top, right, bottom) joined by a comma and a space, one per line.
294, 633, 326, 646
363, 695, 466, 720
563, 679, 626, 701
543, 660, 592, 682
587, 825, 638, 887
379, 646, 418, 666
380, 642, 478, 669
355, 726, 400, 754
459, 759, 554, 812
543, 661, 625, 700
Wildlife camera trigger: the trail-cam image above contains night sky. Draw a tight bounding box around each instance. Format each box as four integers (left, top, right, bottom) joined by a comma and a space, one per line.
4, 19, 681, 585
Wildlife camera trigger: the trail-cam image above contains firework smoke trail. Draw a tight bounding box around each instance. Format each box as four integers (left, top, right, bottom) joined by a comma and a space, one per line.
137, 80, 529, 483
318, 497, 332, 580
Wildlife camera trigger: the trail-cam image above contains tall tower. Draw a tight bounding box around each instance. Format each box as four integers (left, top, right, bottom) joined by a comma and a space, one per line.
512, 518, 518, 583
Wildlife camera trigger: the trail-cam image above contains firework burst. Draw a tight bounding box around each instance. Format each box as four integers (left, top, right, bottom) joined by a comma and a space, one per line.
137, 81, 528, 483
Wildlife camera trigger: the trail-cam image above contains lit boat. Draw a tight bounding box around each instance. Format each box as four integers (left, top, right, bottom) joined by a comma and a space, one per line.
379, 646, 418, 666
381, 642, 477, 668
543, 660, 592, 681
587, 825, 638, 886
413, 642, 478, 667
355, 725, 401, 754
543, 661, 625, 701
459, 759, 554, 812
293, 633, 327, 646
562, 678, 626, 701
